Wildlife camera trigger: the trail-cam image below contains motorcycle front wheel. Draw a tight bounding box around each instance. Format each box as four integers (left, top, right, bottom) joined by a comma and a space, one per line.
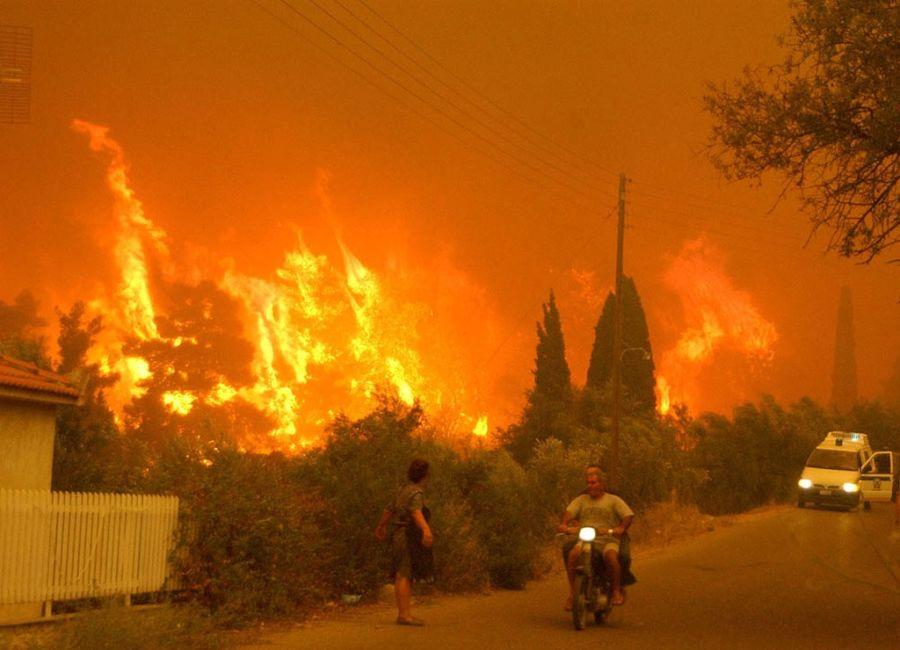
571, 574, 590, 630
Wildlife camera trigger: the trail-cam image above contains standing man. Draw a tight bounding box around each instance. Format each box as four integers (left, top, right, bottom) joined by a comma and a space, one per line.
558, 466, 634, 608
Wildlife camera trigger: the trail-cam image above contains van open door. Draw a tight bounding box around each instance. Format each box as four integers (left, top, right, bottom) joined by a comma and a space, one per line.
859, 451, 895, 508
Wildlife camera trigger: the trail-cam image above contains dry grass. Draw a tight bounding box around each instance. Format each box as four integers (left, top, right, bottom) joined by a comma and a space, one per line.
628, 499, 718, 551
0, 603, 223, 650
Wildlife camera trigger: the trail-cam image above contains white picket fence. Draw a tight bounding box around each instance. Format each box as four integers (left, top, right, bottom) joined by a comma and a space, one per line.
0, 490, 179, 604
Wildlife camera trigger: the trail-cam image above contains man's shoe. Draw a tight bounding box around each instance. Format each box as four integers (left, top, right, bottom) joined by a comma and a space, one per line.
396, 617, 425, 626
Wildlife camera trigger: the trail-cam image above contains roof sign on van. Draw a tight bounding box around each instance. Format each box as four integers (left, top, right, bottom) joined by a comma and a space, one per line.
823, 431, 869, 448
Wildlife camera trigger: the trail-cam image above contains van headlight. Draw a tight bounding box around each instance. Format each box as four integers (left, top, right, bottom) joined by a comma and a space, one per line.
842, 482, 859, 493
798, 478, 812, 489
578, 527, 596, 542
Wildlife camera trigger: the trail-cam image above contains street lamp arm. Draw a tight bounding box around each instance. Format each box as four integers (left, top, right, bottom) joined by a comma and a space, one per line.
620, 347, 651, 361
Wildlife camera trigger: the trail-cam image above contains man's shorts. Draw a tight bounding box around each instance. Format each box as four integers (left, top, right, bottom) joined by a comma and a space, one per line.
561, 534, 620, 561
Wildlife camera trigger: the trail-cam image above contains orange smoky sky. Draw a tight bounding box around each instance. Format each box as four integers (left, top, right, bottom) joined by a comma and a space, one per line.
1, 0, 897, 436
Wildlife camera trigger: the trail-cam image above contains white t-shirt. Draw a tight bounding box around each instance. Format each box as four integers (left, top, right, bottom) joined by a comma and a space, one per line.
565, 492, 634, 531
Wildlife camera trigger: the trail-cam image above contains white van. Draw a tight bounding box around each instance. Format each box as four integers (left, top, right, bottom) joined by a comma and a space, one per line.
797, 431, 872, 509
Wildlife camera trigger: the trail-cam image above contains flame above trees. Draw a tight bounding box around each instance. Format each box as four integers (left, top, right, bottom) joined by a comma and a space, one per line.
70, 120, 496, 450
655, 238, 778, 413
31, 121, 783, 449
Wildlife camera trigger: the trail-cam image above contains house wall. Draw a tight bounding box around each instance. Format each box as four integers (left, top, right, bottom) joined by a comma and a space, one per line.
0, 398, 56, 490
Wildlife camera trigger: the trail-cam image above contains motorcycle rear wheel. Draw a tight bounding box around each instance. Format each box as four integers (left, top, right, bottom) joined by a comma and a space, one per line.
571, 575, 590, 631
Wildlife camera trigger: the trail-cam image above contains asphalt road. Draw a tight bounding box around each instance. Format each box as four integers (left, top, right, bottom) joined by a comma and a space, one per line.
245, 504, 899, 649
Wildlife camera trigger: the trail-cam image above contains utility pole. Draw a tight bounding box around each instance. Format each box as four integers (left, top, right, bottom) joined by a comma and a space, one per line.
610, 172, 626, 491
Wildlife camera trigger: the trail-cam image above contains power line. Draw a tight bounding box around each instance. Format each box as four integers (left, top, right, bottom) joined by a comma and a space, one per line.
628, 207, 814, 258
248, 0, 615, 217
630, 185, 801, 240
632, 177, 780, 214
273, 0, 616, 205
321, 0, 615, 192
628, 197, 809, 248
351, 0, 621, 182
252, 0, 822, 258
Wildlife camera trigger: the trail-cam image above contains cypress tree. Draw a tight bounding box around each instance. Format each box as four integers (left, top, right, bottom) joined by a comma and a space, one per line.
532, 291, 572, 404
585, 276, 656, 412
503, 291, 574, 461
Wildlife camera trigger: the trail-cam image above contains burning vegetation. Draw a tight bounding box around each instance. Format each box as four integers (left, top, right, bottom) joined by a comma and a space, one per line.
68, 119, 513, 450
655, 238, 778, 414
7, 120, 786, 453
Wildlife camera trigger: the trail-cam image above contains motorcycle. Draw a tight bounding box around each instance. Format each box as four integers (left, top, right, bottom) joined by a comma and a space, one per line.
570, 526, 619, 631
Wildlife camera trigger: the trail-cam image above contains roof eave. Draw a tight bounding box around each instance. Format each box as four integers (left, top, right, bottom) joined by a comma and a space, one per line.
0, 386, 81, 406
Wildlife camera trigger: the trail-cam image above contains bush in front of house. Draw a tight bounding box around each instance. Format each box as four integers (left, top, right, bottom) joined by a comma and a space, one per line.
174, 450, 329, 627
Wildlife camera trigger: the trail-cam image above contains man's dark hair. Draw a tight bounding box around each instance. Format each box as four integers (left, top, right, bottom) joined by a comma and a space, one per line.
408, 459, 430, 484
586, 464, 602, 477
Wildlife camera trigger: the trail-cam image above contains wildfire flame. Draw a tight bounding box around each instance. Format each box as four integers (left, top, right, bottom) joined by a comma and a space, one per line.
472, 415, 489, 437
655, 238, 777, 413
69, 120, 507, 449
655, 376, 671, 416
162, 391, 197, 415
71, 120, 171, 414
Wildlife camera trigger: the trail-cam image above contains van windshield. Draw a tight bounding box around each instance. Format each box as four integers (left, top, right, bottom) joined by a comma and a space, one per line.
806, 449, 858, 471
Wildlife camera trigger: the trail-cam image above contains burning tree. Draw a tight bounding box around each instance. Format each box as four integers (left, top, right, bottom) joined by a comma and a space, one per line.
704, 0, 899, 261
53, 303, 124, 491
123, 281, 272, 454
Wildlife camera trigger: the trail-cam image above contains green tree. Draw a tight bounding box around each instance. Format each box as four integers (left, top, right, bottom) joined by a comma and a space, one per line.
704, 0, 899, 261
585, 276, 656, 413
837, 399, 900, 451
502, 291, 574, 462
532, 291, 572, 404
690, 395, 813, 514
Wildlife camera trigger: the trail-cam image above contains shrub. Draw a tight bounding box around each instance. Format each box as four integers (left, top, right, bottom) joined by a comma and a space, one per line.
526, 437, 605, 525
301, 396, 496, 595
464, 450, 543, 589
429, 495, 489, 591
176, 451, 327, 627
300, 399, 431, 596
689, 396, 815, 514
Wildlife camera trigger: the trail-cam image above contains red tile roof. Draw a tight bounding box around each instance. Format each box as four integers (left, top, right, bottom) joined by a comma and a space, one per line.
0, 355, 81, 402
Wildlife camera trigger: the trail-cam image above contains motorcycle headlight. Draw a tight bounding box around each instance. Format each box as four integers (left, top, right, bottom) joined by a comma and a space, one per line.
798, 478, 812, 489
578, 527, 596, 542
842, 482, 859, 493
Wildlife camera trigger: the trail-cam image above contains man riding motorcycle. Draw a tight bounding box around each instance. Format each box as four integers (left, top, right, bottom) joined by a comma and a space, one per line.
558, 466, 634, 610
